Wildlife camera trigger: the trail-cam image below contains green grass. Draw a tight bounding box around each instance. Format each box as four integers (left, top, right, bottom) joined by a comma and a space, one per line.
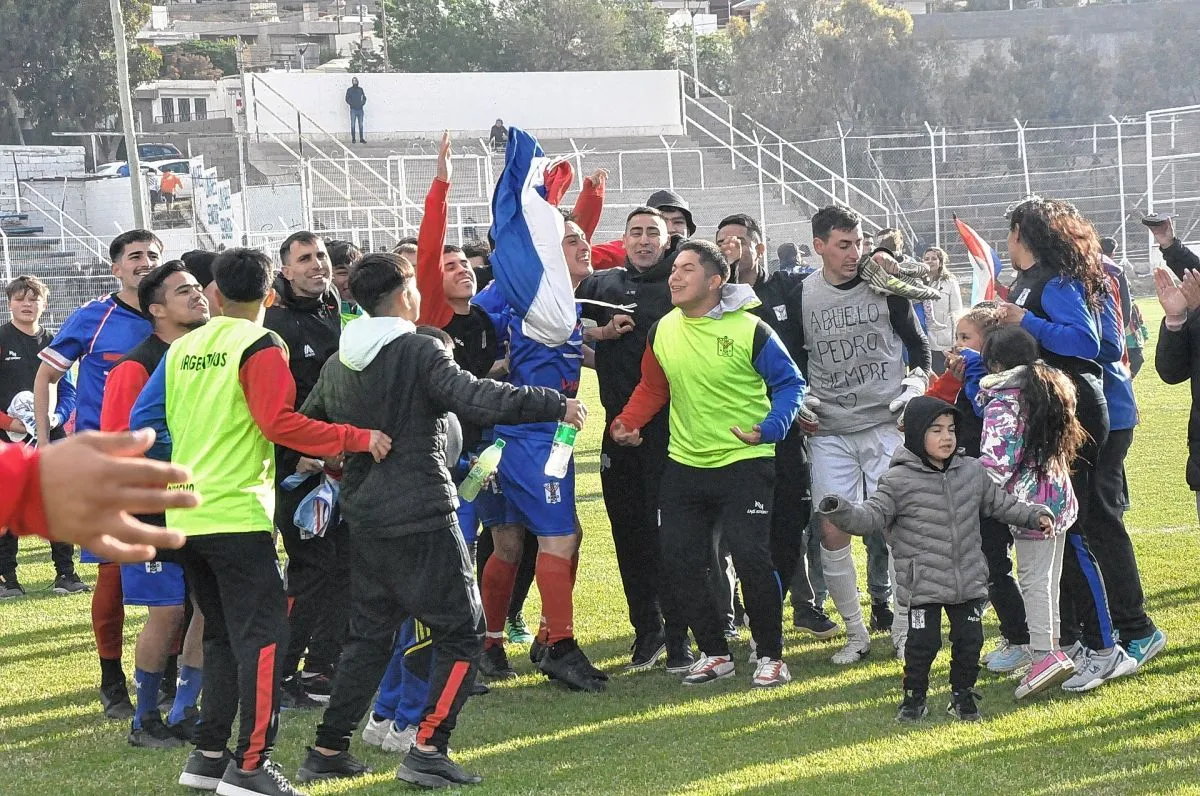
3, 299, 1200, 795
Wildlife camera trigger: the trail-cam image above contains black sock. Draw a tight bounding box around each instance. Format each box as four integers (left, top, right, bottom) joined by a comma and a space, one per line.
99, 657, 125, 688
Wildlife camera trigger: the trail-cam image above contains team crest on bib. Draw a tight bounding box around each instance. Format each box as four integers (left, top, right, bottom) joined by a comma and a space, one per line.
773, 305, 787, 321
716, 336, 735, 357
544, 482, 562, 504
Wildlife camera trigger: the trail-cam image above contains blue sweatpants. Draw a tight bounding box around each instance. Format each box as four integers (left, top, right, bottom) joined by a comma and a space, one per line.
373, 619, 434, 730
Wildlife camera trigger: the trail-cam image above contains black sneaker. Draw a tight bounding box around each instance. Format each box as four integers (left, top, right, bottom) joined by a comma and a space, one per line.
625, 628, 667, 672
129, 711, 184, 749
100, 680, 135, 720
179, 748, 234, 790
279, 675, 321, 710
296, 747, 373, 783
167, 705, 201, 742
869, 601, 894, 634
470, 681, 490, 696
538, 639, 605, 693
299, 671, 332, 703
665, 640, 695, 674
529, 639, 549, 666
793, 610, 842, 640
478, 644, 517, 679
947, 688, 983, 722
0, 574, 25, 599
53, 572, 90, 594
896, 690, 928, 723
216, 759, 309, 796
397, 747, 482, 788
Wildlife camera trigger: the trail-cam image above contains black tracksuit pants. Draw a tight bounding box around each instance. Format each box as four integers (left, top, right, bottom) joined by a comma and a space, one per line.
981, 516, 1029, 645
276, 475, 350, 677
903, 598, 986, 694
659, 457, 783, 661
0, 535, 75, 578
771, 430, 814, 606
316, 526, 483, 752
178, 532, 289, 770
601, 414, 687, 645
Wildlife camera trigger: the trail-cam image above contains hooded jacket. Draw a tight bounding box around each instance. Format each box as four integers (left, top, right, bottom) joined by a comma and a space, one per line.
645, 189, 696, 237
300, 316, 568, 538
818, 396, 1051, 606
1157, 240, 1200, 489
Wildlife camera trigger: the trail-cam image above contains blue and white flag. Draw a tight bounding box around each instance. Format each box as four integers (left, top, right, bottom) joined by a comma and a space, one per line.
489, 127, 577, 347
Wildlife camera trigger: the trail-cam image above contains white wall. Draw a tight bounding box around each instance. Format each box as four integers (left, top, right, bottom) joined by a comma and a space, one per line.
245, 70, 684, 139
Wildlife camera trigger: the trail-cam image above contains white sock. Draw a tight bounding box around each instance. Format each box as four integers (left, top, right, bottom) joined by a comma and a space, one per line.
821, 544, 868, 639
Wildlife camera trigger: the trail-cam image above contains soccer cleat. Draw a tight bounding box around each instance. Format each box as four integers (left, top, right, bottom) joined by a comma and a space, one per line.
859, 255, 942, 301
279, 676, 321, 710
478, 644, 517, 679
0, 574, 26, 599
52, 572, 90, 594
215, 759, 309, 796
987, 641, 1033, 674
665, 639, 695, 674
296, 747, 373, 783
1015, 650, 1075, 699
1061, 646, 1138, 693
626, 628, 667, 672
869, 601, 894, 635
100, 680, 135, 720
538, 639, 606, 692
947, 688, 983, 722
505, 614, 534, 644
128, 712, 184, 749
681, 654, 735, 686
168, 705, 201, 742
751, 658, 791, 688
896, 690, 928, 722
1125, 629, 1167, 670
831, 636, 871, 665
179, 749, 235, 791
397, 747, 482, 789
793, 611, 841, 640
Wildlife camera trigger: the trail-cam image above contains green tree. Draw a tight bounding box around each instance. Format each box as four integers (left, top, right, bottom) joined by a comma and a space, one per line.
159, 39, 240, 76
349, 47, 389, 73
0, 0, 157, 143
161, 52, 223, 80
378, 0, 502, 72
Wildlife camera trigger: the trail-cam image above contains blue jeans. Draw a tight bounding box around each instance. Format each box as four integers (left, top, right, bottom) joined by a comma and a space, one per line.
349, 108, 364, 141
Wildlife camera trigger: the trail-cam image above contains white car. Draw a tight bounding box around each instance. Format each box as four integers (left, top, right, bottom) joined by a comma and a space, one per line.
94, 159, 193, 199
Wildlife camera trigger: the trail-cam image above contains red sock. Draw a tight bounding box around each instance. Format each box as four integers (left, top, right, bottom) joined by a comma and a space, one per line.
535, 552, 575, 645
92, 562, 125, 661
481, 556, 518, 649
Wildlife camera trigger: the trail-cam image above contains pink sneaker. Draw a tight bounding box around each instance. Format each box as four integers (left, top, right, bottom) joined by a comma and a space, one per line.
1015, 650, 1075, 699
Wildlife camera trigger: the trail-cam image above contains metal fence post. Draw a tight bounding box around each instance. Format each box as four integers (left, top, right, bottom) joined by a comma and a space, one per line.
837, 121, 850, 204
0, 227, 10, 283
755, 132, 767, 241
779, 139, 786, 204
1014, 119, 1031, 197
924, 122, 940, 248
1109, 116, 1128, 258
729, 105, 736, 170
1145, 111, 1155, 263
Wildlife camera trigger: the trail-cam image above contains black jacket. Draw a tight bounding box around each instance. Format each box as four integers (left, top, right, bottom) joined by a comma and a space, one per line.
300, 324, 567, 538
576, 236, 682, 416
747, 268, 806, 370
265, 275, 342, 476
345, 86, 366, 109
1157, 240, 1200, 489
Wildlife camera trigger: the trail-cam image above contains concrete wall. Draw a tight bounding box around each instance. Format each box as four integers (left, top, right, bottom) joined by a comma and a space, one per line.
1, 147, 87, 182
244, 70, 685, 139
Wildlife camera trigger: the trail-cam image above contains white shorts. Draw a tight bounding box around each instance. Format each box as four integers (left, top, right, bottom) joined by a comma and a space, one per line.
810, 425, 902, 505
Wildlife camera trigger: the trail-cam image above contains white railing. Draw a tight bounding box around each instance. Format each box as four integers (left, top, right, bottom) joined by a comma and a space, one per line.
16, 180, 108, 261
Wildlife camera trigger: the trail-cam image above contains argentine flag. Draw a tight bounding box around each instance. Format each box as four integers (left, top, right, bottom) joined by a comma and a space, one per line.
490, 126, 577, 347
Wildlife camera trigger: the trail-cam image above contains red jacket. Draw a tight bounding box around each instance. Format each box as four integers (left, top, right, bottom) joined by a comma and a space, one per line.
0, 444, 50, 539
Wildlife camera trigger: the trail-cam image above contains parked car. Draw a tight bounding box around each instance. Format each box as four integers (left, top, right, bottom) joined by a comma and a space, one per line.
94, 159, 193, 199
115, 140, 184, 162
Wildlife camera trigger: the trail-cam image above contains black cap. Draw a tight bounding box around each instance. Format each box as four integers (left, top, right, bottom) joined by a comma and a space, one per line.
1140, 212, 1174, 228
646, 189, 696, 237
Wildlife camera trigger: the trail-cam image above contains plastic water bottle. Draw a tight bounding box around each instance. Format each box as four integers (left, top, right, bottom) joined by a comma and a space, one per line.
543, 422, 577, 479
458, 439, 505, 502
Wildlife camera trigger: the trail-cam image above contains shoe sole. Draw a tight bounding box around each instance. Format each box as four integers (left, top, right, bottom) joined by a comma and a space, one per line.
179, 771, 223, 791
682, 669, 735, 686
946, 707, 982, 722
1063, 657, 1139, 693
396, 765, 462, 789
751, 677, 792, 688
1014, 665, 1075, 699
665, 663, 694, 675
794, 624, 843, 640
624, 643, 667, 672
306, 693, 331, 704
897, 707, 928, 723
831, 647, 871, 665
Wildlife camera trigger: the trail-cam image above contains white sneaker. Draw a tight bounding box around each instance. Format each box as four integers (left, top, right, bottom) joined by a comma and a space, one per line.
751, 658, 791, 688
1063, 641, 1088, 667
682, 654, 735, 686
987, 641, 1033, 674
361, 713, 390, 748
1062, 646, 1138, 693
381, 723, 418, 754
831, 636, 871, 665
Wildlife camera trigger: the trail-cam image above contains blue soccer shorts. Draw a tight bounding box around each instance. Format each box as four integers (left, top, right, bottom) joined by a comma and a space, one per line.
477, 434, 575, 537
120, 560, 186, 607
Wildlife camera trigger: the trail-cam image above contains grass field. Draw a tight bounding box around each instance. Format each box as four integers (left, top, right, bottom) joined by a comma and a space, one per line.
3, 300, 1199, 795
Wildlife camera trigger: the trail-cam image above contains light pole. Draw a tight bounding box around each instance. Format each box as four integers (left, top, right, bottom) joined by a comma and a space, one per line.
686, 0, 700, 97
109, 0, 150, 229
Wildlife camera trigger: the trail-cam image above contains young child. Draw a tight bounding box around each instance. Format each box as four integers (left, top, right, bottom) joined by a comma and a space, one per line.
819, 396, 1053, 723
976, 326, 1088, 698
926, 304, 1002, 453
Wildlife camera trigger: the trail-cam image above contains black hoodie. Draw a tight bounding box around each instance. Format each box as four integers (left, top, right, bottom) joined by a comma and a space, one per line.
902, 395, 963, 471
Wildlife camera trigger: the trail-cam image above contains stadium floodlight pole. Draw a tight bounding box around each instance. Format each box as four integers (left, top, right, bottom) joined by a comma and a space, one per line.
109, 0, 150, 230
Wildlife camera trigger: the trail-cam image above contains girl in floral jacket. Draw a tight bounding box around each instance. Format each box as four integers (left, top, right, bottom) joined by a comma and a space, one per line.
976, 326, 1087, 700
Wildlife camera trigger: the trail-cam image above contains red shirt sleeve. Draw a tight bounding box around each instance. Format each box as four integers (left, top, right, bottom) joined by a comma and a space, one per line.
591, 239, 626, 271
0, 410, 13, 429
613, 341, 670, 433
925, 369, 962, 403
239, 346, 372, 456
416, 177, 453, 328
0, 443, 50, 539
100, 360, 150, 433
572, 176, 603, 240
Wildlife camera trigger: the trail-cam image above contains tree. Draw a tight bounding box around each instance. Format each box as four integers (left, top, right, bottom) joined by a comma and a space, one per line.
159, 39, 240, 76
161, 52, 223, 81
0, 0, 157, 142
378, 0, 502, 72
349, 47, 388, 74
